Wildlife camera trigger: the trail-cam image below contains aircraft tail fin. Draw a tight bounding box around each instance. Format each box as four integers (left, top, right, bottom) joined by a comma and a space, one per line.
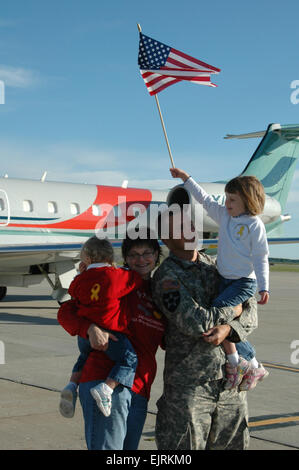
226, 123, 299, 211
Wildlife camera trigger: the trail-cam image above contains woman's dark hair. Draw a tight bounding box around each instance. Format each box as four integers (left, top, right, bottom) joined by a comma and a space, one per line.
121, 229, 162, 266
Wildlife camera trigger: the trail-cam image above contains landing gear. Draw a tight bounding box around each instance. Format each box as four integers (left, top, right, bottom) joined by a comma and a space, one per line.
0, 286, 7, 301
37, 263, 73, 304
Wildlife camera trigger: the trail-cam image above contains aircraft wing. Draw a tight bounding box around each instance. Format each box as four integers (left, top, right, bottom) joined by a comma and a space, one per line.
224, 123, 299, 140
0, 242, 82, 266
1, 235, 298, 258
0, 241, 122, 254
0, 237, 297, 302
0, 240, 126, 302
265, 237, 299, 245
0, 240, 126, 267
0, 242, 84, 254
224, 130, 266, 139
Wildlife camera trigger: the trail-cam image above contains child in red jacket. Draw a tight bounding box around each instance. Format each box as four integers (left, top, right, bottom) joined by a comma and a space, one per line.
59, 236, 143, 418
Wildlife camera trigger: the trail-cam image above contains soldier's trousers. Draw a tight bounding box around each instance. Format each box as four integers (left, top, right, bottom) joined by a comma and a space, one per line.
155, 379, 250, 450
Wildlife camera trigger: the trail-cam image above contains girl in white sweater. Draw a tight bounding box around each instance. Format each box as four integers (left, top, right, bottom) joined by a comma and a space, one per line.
170, 168, 269, 391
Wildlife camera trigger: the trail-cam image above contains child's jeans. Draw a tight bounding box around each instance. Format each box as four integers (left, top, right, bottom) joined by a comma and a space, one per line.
212, 276, 257, 361
72, 331, 138, 389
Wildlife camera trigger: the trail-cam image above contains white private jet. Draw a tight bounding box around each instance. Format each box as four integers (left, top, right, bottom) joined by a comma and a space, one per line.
0, 122, 298, 302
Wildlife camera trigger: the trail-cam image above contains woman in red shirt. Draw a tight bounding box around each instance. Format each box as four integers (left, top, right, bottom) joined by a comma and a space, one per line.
57, 234, 166, 450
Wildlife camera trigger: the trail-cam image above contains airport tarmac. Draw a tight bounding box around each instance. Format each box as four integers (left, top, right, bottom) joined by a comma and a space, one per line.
0, 271, 299, 451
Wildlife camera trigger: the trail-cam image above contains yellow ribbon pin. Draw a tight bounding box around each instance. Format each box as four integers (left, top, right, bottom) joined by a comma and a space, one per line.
237, 226, 244, 237
90, 283, 101, 301
153, 310, 162, 320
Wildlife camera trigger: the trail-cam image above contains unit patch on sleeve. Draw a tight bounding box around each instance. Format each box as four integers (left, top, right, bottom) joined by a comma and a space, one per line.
162, 290, 180, 312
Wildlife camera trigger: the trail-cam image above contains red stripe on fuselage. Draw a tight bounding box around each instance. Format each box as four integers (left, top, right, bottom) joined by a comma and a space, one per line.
7, 186, 153, 230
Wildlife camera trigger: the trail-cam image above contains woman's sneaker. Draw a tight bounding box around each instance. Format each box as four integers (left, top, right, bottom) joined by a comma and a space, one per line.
90, 383, 112, 417
239, 363, 269, 391
224, 357, 250, 390
59, 383, 77, 418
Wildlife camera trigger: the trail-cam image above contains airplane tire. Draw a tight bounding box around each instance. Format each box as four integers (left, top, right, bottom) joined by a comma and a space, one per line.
0, 287, 7, 301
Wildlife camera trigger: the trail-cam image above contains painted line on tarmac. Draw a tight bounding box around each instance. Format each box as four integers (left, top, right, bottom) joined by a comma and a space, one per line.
250, 435, 299, 450
262, 362, 299, 373
249, 412, 299, 431
0, 376, 59, 392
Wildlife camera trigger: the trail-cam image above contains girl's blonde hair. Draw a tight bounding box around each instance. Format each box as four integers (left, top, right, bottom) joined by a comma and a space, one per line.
80, 236, 114, 264
225, 175, 265, 216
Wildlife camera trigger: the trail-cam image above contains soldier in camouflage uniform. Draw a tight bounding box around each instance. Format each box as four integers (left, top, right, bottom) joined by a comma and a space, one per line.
152, 210, 258, 450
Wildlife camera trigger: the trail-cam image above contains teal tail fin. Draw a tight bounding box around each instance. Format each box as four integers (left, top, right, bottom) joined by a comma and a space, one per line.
235, 123, 299, 212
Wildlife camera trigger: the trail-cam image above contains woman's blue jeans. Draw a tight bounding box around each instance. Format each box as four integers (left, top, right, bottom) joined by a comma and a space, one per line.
79, 380, 148, 450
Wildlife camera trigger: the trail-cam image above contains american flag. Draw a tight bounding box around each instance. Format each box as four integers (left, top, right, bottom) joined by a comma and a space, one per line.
138, 33, 221, 96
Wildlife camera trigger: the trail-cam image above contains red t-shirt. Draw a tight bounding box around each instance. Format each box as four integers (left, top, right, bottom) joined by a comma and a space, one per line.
58, 280, 166, 400
68, 265, 143, 333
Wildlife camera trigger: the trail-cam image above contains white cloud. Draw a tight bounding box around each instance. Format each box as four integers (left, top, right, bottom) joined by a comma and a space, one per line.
0, 65, 39, 88
0, 142, 113, 180
0, 140, 173, 190
128, 178, 175, 190
50, 170, 128, 187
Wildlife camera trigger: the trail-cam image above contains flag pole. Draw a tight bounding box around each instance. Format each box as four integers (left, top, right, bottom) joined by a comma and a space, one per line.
154, 94, 175, 168
137, 24, 175, 168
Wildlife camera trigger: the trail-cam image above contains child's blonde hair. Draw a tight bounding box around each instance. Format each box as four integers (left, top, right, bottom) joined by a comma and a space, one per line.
225, 175, 265, 216
80, 236, 114, 264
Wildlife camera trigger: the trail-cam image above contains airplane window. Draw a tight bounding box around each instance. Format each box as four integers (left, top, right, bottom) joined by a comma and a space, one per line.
48, 201, 58, 213
70, 203, 80, 215
0, 199, 4, 211
92, 205, 102, 216
23, 200, 33, 212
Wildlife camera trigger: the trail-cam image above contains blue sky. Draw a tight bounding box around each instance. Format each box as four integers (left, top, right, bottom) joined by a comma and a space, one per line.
1, 0, 299, 258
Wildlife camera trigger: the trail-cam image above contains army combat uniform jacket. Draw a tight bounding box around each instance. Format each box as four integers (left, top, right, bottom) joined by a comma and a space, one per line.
152, 250, 258, 450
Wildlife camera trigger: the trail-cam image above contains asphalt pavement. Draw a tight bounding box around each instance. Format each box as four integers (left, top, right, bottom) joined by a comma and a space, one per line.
0, 271, 299, 451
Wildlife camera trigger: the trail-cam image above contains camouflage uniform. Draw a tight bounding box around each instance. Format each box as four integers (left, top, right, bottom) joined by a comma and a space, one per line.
152, 251, 258, 450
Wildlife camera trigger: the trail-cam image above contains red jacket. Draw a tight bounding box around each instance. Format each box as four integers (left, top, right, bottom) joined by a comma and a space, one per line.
58, 280, 166, 400
68, 265, 143, 333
